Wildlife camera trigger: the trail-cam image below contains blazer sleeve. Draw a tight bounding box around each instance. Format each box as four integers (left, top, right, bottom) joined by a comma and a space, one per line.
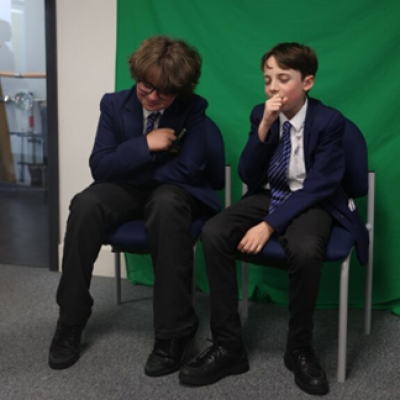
89, 94, 153, 181
264, 110, 346, 233
153, 97, 208, 185
239, 105, 278, 189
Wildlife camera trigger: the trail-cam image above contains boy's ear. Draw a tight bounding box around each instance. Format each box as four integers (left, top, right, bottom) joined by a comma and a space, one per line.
303, 75, 315, 92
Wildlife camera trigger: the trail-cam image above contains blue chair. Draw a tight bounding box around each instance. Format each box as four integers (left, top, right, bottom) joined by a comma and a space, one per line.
105, 117, 231, 305
238, 119, 375, 383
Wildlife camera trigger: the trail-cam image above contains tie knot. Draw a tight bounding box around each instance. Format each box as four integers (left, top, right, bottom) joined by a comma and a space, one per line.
283, 121, 291, 134
145, 112, 160, 135
148, 112, 159, 123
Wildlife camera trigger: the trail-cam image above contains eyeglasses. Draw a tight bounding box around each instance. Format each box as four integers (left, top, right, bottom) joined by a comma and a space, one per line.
137, 81, 175, 102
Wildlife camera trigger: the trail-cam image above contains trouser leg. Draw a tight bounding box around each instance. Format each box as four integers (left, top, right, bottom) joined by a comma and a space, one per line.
57, 182, 148, 326
144, 184, 207, 339
279, 206, 332, 350
202, 190, 271, 349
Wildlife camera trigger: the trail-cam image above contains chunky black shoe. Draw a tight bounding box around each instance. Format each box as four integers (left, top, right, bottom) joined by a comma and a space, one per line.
179, 343, 249, 386
284, 347, 329, 395
48, 320, 86, 370
144, 330, 196, 377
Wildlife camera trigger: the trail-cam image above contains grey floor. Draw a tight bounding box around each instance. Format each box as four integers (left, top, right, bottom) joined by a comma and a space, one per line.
0, 187, 49, 268
0, 263, 399, 400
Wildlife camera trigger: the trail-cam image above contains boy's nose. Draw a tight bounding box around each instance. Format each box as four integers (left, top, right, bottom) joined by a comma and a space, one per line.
148, 90, 160, 101
270, 80, 279, 92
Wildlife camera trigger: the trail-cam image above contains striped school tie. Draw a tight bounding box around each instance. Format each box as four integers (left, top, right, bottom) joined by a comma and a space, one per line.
145, 112, 159, 134
268, 121, 292, 213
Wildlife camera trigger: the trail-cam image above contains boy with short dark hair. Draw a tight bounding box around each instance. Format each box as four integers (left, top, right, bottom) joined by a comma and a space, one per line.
180, 42, 368, 396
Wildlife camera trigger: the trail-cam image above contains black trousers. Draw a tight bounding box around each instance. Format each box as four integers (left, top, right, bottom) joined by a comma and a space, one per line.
201, 189, 332, 350
57, 182, 207, 339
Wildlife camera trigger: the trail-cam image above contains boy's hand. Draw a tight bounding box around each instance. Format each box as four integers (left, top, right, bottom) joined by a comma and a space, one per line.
146, 128, 176, 152
264, 93, 286, 124
237, 221, 275, 254
258, 94, 287, 141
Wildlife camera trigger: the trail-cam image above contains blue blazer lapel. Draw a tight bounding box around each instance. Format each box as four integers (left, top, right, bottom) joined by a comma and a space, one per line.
303, 97, 318, 171
268, 119, 281, 149
122, 86, 144, 138
159, 99, 183, 135
271, 120, 280, 141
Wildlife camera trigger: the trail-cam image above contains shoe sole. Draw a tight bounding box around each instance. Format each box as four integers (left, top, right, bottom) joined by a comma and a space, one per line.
179, 360, 250, 386
144, 338, 195, 377
48, 353, 80, 370
284, 355, 329, 396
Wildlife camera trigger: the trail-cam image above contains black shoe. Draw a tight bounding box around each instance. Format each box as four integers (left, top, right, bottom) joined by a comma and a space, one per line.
284, 347, 329, 395
48, 320, 86, 370
144, 330, 196, 377
179, 343, 249, 386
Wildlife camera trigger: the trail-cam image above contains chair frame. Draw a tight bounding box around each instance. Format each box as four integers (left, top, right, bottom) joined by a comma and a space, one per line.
240, 171, 375, 383
111, 165, 231, 305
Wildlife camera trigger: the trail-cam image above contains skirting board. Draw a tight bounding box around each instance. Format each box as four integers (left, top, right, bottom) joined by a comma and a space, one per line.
57, 244, 127, 279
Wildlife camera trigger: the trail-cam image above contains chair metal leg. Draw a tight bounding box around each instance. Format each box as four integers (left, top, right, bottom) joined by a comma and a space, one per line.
365, 172, 375, 335
225, 165, 231, 208
241, 262, 249, 319
338, 253, 351, 383
192, 244, 197, 306
364, 252, 373, 335
115, 251, 122, 305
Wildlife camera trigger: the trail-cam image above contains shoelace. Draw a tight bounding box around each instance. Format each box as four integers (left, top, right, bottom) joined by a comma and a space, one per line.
153, 337, 179, 359
54, 322, 81, 347
195, 338, 222, 361
168, 338, 178, 354
297, 348, 320, 367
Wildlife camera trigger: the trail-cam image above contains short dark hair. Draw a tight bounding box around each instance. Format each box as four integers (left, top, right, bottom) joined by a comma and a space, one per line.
261, 42, 318, 79
128, 35, 202, 97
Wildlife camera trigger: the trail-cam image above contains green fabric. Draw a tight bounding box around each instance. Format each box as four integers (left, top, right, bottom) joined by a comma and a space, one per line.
116, 0, 400, 310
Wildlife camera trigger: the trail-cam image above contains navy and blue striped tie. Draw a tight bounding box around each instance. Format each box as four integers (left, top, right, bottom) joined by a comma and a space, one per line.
268, 121, 292, 213
145, 112, 159, 134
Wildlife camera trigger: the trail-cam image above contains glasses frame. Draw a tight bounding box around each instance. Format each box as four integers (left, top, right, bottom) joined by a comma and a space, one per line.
137, 81, 175, 102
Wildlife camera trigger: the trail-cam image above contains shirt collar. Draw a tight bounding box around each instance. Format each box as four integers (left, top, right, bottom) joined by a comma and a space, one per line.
143, 108, 164, 119
279, 97, 308, 132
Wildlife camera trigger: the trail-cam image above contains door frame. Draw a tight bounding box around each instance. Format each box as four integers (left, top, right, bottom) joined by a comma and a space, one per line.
45, 0, 59, 271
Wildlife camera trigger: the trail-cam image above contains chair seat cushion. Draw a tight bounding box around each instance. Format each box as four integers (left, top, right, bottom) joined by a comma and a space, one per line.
105, 218, 207, 254
237, 225, 356, 266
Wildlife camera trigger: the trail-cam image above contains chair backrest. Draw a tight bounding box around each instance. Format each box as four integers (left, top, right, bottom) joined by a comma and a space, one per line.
204, 116, 225, 191
342, 118, 368, 198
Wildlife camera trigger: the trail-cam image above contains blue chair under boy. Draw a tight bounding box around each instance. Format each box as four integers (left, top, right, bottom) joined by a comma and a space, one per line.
105, 117, 231, 305
238, 118, 375, 383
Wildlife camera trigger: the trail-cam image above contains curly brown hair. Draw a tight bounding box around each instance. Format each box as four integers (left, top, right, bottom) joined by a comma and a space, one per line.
128, 35, 202, 97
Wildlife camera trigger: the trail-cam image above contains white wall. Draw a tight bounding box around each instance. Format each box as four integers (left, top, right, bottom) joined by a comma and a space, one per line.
57, 0, 123, 277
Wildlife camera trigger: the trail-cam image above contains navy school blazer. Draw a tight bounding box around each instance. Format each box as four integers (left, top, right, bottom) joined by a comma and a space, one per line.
89, 85, 221, 213
239, 97, 369, 265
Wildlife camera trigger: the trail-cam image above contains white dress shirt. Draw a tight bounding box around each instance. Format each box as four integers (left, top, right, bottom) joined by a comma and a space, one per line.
142, 108, 164, 135
279, 98, 308, 191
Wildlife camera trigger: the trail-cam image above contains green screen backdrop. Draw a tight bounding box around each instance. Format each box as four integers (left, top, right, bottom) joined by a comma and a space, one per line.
115, 0, 400, 313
